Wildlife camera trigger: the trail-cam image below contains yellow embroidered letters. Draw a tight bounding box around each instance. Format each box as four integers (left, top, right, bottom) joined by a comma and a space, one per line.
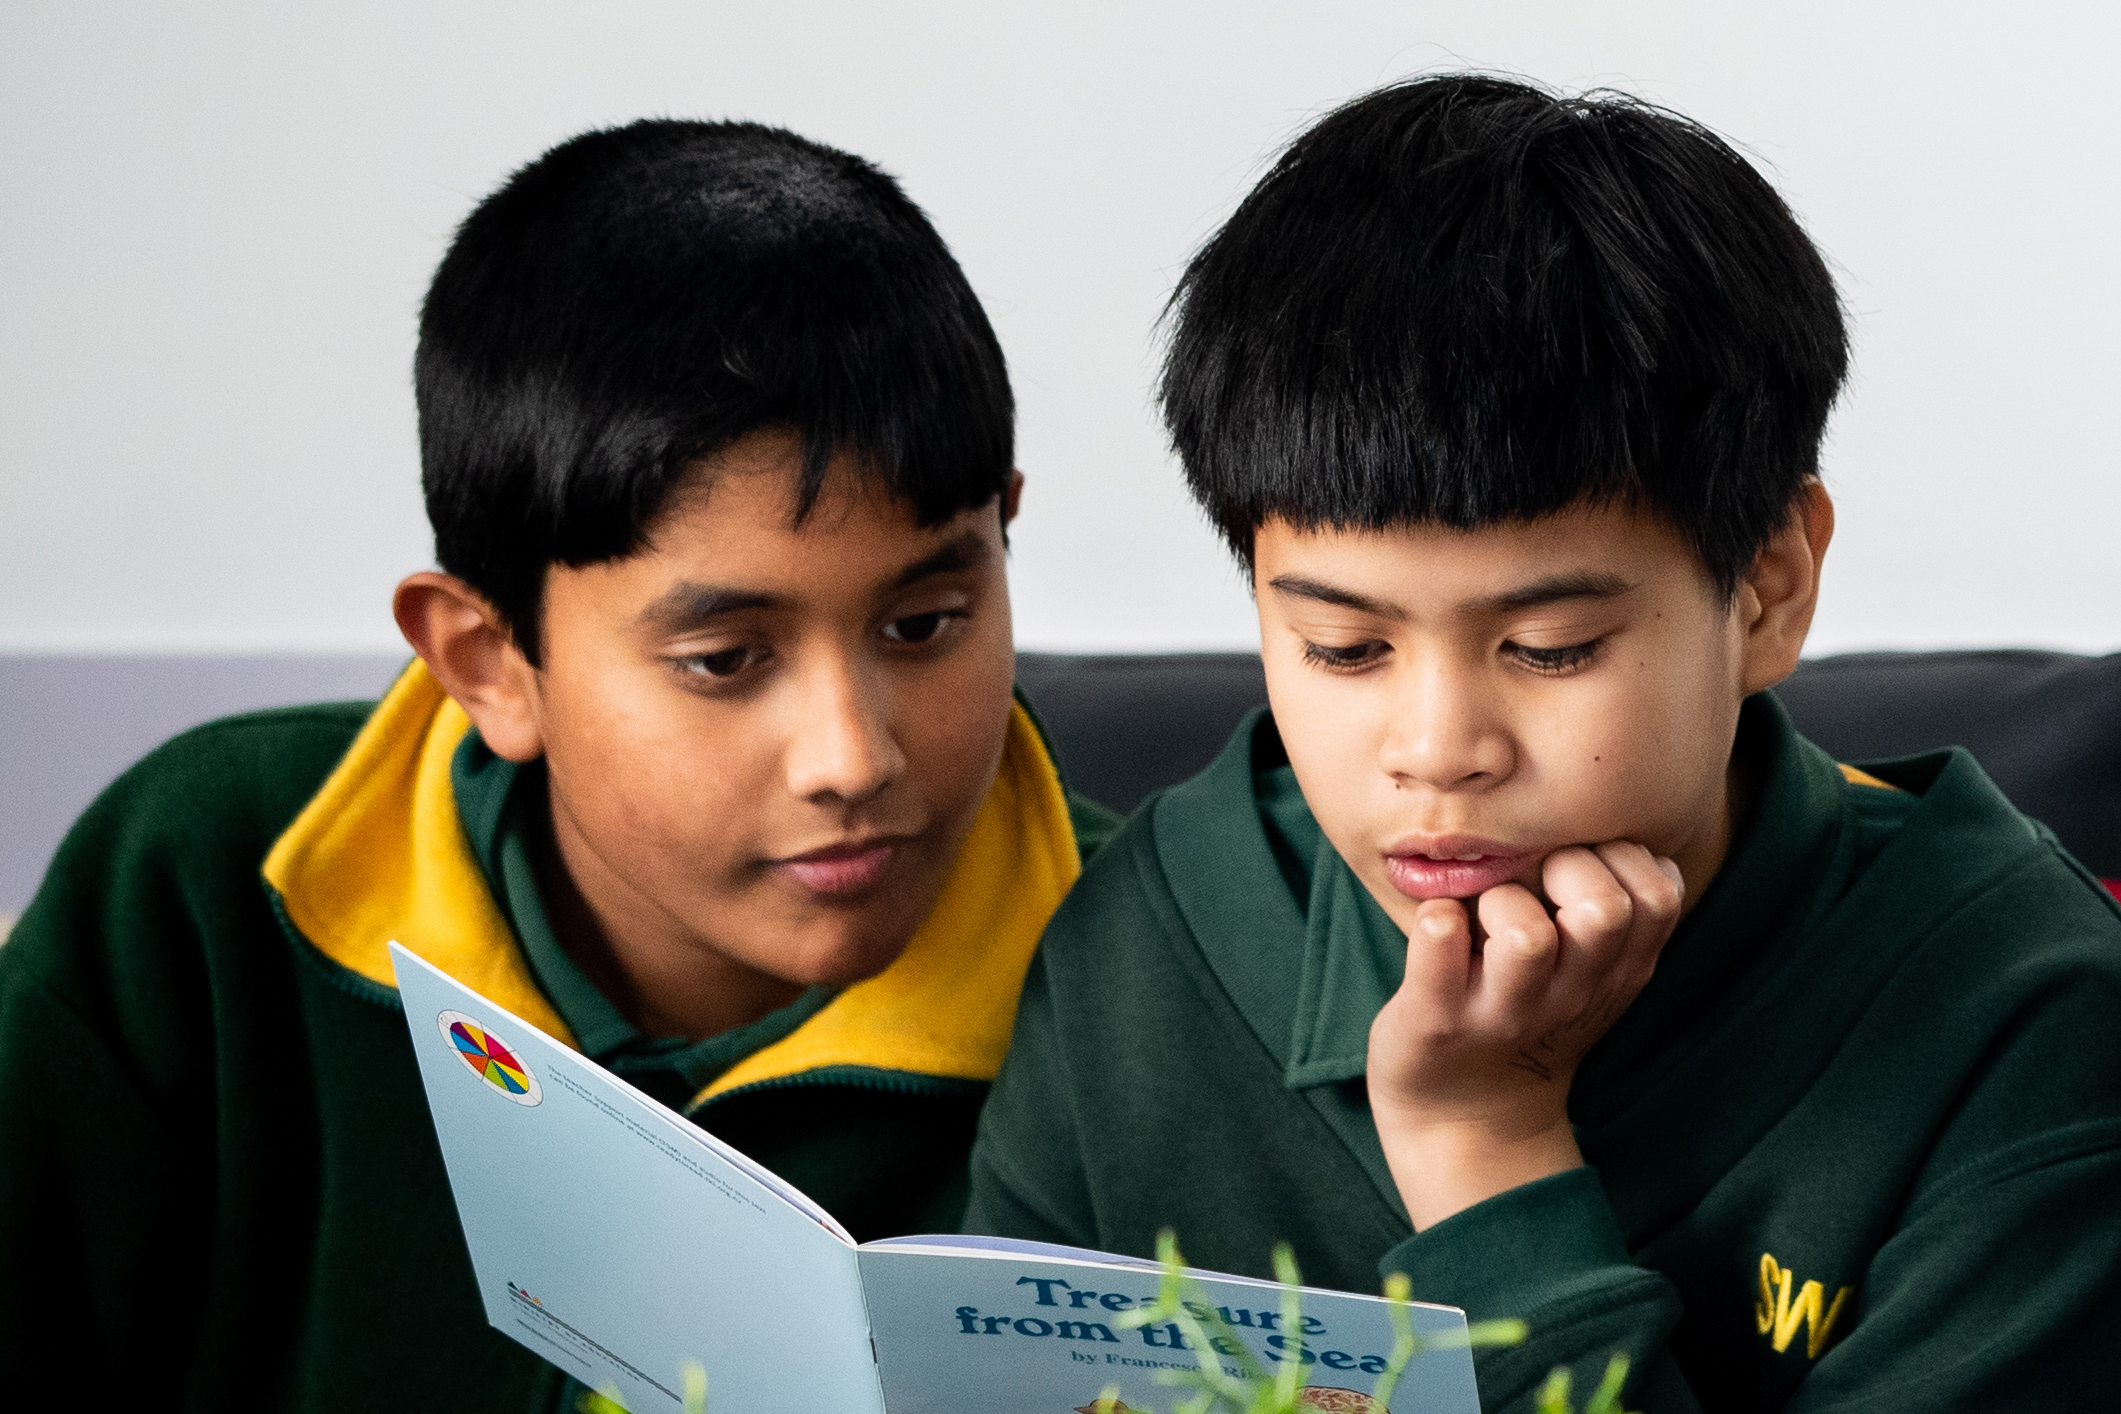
1754, 1253, 1851, 1360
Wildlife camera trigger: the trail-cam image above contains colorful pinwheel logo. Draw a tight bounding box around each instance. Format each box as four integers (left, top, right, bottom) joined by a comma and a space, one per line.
437, 1010, 542, 1105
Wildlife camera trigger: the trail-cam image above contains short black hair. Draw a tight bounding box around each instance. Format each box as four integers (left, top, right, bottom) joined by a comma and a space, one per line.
1160, 74, 1848, 594
417, 119, 1013, 659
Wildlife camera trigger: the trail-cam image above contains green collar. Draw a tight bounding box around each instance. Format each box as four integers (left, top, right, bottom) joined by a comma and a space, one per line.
1157, 693, 1860, 1095
1257, 763, 1415, 1088
449, 730, 833, 1107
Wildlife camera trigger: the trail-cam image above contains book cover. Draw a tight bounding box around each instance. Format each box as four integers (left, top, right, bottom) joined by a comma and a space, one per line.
393, 944, 1482, 1414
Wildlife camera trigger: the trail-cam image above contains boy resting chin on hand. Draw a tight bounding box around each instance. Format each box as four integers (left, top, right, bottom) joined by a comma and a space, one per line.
965, 76, 2121, 1412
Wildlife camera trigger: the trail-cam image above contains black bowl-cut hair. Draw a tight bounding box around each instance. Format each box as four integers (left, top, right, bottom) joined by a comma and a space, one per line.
1160, 75, 1849, 595
417, 119, 1014, 660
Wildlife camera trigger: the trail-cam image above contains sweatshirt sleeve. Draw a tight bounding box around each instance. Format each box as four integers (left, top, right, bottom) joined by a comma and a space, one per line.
0, 719, 307, 1393
0, 942, 214, 1387
1377, 1167, 1697, 1413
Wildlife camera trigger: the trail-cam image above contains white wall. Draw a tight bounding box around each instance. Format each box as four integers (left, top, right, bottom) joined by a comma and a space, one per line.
4, 1, 2116, 656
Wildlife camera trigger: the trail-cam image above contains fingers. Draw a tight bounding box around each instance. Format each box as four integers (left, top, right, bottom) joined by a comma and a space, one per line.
1368, 841, 1684, 1170
1400, 898, 1474, 1017
1543, 846, 1635, 957
1594, 841, 1684, 961
1388, 842, 1682, 1054
1471, 884, 1559, 1025
1543, 841, 1683, 1009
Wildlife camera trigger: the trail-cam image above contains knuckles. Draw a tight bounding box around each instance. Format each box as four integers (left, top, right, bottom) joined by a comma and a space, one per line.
1636, 876, 1684, 920
1563, 888, 1634, 938
1498, 924, 1555, 958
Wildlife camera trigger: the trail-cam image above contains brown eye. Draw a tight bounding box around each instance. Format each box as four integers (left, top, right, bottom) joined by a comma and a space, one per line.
1509, 639, 1602, 674
678, 646, 756, 678
1301, 639, 1388, 671
884, 610, 963, 645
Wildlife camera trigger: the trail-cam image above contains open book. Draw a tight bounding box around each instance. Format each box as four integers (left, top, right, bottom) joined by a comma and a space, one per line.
392, 945, 1481, 1414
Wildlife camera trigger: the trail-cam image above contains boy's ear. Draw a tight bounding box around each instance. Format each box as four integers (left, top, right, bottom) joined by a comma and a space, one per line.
392, 572, 546, 762
1002, 469, 1024, 528
1736, 479, 1835, 696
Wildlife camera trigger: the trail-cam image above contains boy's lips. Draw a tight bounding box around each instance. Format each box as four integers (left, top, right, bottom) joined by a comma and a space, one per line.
773, 837, 911, 897
1381, 835, 1530, 900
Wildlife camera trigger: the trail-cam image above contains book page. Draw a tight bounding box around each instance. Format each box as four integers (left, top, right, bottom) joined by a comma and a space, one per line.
855, 1245, 1480, 1414
393, 945, 882, 1414
863, 1233, 1163, 1271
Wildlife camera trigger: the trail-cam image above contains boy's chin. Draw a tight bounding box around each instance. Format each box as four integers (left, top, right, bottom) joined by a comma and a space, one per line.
750, 915, 924, 990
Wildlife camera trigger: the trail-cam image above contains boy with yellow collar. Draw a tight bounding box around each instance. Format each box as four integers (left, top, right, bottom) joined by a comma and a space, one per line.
0, 121, 1112, 1410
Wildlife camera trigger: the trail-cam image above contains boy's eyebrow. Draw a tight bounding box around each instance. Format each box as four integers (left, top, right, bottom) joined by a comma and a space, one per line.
889, 530, 991, 590
1475, 570, 1635, 613
1266, 575, 1404, 619
636, 583, 790, 632
1266, 569, 1636, 619
635, 531, 992, 633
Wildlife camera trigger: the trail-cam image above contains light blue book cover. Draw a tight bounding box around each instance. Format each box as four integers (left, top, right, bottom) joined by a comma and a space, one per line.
392, 944, 1482, 1414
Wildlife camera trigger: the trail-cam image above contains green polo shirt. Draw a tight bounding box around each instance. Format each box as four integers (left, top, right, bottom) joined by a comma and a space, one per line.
966, 693, 2121, 1411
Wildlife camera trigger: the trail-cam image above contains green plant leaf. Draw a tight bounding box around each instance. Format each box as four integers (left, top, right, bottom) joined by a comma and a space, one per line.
1581, 1354, 1631, 1414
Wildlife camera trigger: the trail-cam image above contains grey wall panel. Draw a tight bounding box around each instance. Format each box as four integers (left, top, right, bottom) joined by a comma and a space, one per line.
0, 654, 408, 915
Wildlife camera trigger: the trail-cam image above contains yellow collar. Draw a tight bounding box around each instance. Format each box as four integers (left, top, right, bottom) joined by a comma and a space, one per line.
1837, 763, 1899, 791
263, 659, 1083, 1095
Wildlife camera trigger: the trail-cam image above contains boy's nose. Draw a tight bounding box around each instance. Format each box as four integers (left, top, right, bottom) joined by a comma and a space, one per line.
1375, 663, 1514, 792
781, 656, 908, 805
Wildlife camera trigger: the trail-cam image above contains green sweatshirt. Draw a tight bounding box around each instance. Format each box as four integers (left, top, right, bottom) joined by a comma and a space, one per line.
965, 693, 2121, 1411
0, 662, 1115, 1412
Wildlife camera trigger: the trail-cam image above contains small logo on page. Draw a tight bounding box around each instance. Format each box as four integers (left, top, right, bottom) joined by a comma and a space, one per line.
438, 1010, 542, 1105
